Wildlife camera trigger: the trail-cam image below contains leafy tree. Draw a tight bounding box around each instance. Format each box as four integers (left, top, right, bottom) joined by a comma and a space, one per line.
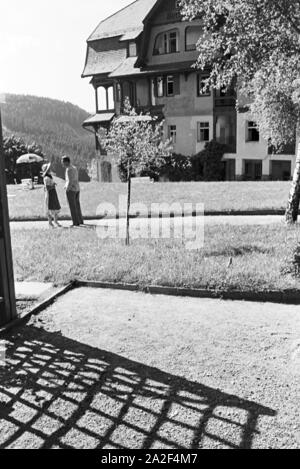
180, 0, 300, 222
192, 140, 227, 181
104, 99, 172, 245
2, 135, 44, 183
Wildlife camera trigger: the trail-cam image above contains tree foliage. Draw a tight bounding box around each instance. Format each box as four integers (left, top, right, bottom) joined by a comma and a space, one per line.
104, 99, 172, 244
159, 153, 193, 182
192, 140, 227, 181
2, 135, 44, 183
180, 0, 300, 147
104, 99, 172, 180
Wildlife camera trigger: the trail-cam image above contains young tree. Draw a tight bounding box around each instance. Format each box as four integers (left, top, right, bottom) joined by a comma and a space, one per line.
180, 0, 300, 222
104, 100, 172, 245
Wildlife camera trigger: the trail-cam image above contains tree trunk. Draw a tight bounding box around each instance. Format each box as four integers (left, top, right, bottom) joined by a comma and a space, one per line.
126, 158, 131, 246
286, 136, 300, 224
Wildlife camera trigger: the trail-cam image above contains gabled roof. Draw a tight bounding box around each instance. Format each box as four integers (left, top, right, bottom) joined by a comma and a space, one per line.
88, 0, 158, 42
83, 45, 127, 77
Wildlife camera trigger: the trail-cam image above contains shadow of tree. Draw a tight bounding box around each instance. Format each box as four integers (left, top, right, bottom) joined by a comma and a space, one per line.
0, 324, 276, 449
206, 245, 273, 258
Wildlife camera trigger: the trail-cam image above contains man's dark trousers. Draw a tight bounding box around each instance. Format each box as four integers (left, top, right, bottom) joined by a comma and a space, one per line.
67, 191, 83, 226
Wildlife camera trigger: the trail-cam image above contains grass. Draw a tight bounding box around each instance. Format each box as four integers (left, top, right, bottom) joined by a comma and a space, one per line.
7, 179, 292, 220
11, 223, 300, 292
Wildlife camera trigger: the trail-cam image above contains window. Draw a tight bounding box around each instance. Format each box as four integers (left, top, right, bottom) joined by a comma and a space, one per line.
247, 121, 260, 142
128, 42, 137, 57
197, 74, 211, 97
169, 31, 178, 53
97, 87, 106, 111
185, 25, 202, 51
168, 125, 177, 144
151, 79, 156, 105
116, 83, 122, 102
157, 77, 164, 97
153, 30, 179, 55
244, 160, 262, 180
107, 86, 114, 110
167, 76, 175, 96
154, 76, 180, 97
197, 122, 210, 142
97, 86, 115, 111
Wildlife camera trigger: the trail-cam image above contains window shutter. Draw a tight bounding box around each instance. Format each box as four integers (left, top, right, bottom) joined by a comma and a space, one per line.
174, 75, 180, 95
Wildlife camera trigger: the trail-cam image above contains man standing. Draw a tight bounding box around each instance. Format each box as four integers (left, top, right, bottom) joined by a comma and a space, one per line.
62, 156, 83, 227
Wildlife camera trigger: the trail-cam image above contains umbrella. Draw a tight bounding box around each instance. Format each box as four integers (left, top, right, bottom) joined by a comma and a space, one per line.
16, 153, 44, 164
16, 154, 44, 189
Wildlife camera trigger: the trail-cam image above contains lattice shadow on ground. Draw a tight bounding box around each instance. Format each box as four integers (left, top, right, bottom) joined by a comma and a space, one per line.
0, 324, 276, 449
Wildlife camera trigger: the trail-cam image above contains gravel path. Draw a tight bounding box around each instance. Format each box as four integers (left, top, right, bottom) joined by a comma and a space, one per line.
0, 288, 299, 449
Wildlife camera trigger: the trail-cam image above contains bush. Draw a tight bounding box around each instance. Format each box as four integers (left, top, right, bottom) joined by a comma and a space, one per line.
52, 158, 90, 182
191, 140, 227, 181
159, 153, 193, 182
118, 153, 193, 182
117, 141, 227, 183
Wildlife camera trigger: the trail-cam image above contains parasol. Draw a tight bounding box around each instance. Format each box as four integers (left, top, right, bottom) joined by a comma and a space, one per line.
16, 154, 44, 189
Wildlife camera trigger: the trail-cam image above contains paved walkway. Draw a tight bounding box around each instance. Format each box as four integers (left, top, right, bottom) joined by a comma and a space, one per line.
10, 215, 286, 232
15, 282, 53, 300
1, 287, 299, 449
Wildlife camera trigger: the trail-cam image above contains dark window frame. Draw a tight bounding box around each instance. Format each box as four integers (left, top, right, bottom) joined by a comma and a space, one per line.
168, 124, 177, 144
153, 29, 180, 56
197, 74, 211, 97
247, 121, 260, 142
154, 75, 180, 98
197, 122, 210, 142
166, 76, 175, 97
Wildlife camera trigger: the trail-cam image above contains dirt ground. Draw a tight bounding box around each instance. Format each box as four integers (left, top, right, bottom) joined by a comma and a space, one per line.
0, 288, 299, 449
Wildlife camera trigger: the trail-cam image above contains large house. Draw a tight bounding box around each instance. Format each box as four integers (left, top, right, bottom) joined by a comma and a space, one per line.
82, 0, 296, 182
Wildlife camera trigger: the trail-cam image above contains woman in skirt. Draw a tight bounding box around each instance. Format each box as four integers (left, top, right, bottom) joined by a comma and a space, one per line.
41, 163, 61, 228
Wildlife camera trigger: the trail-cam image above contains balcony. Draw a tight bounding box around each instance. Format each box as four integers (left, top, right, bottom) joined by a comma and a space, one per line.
215, 96, 236, 107
133, 104, 165, 119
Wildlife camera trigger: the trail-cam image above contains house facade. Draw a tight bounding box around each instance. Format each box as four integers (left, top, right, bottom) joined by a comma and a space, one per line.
82, 0, 296, 182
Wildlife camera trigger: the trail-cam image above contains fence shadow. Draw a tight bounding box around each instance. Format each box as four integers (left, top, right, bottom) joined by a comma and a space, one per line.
0, 324, 276, 449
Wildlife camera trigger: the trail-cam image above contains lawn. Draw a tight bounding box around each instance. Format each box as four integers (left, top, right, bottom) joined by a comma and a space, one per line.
7, 179, 292, 220
11, 223, 300, 292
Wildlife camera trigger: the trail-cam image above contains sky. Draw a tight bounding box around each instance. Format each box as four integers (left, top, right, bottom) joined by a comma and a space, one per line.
0, 0, 133, 112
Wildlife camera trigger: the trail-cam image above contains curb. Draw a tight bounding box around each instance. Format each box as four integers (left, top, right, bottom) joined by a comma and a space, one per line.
1, 280, 299, 332
76, 280, 300, 305
0, 282, 76, 335
9, 210, 289, 223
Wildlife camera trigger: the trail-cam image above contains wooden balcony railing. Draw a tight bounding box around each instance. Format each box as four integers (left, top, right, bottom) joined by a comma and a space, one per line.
215, 97, 236, 107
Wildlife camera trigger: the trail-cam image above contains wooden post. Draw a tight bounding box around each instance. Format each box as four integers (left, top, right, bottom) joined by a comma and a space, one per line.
0, 105, 16, 326
126, 157, 131, 246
